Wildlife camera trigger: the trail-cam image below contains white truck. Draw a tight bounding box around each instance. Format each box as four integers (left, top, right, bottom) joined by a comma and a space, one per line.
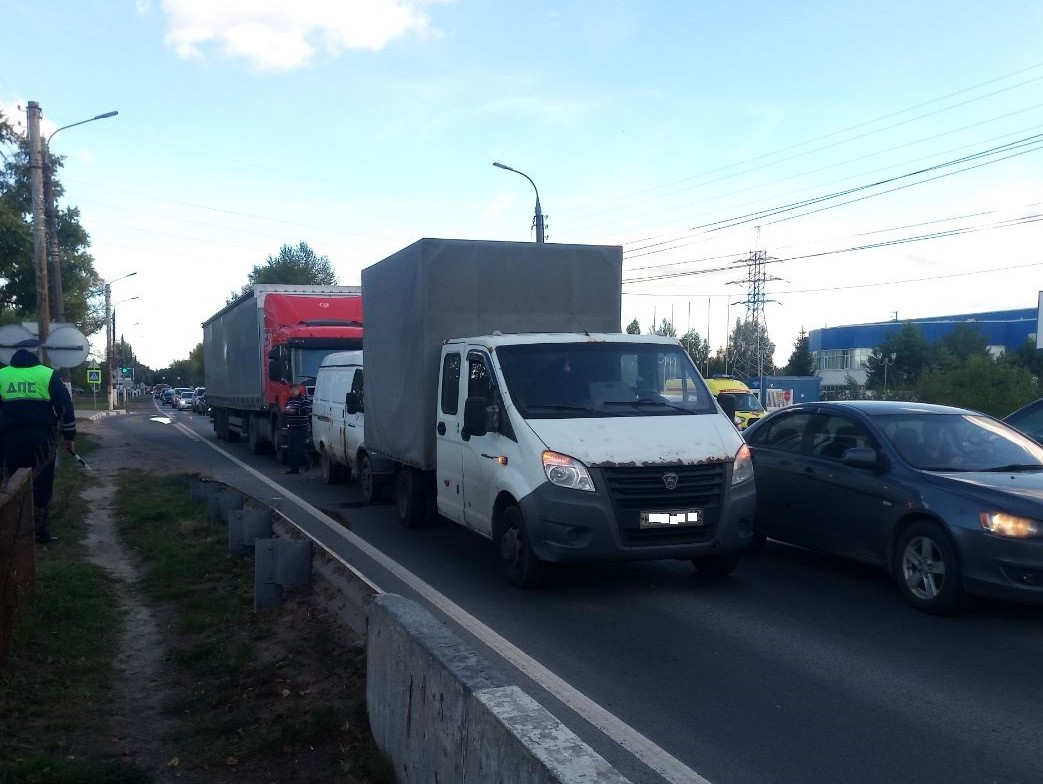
360, 238, 756, 587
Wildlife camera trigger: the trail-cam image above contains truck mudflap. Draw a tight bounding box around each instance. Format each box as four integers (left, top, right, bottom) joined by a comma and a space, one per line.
515, 465, 756, 564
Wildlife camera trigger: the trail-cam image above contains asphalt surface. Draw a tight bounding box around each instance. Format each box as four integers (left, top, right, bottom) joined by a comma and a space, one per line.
101, 399, 1043, 784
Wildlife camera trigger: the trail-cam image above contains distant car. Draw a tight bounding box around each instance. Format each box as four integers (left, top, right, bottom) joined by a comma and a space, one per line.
71, 387, 88, 395
176, 391, 195, 411
1003, 397, 1043, 445
171, 387, 193, 408
160, 389, 176, 405
743, 400, 1043, 614
191, 386, 208, 414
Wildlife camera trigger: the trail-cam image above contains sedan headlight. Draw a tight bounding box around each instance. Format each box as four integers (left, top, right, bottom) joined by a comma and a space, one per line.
542, 450, 595, 492
980, 512, 1039, 538
732, 443, 754, 486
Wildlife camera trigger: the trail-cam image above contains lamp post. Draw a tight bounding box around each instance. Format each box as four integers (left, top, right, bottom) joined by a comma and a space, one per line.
105, 273, 137, 410
44, 110, 118, 325
882, 352, 897, 398
492, 162, 545, 243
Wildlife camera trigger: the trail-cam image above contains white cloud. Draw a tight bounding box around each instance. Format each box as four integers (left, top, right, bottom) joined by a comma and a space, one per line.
159, 0, 442, 72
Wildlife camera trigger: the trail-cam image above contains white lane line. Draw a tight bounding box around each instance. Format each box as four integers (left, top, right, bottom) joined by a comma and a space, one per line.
171, 420, 713, 784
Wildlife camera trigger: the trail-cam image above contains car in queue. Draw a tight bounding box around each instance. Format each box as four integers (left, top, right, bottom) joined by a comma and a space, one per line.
160, 388, 176, 405
742, 400, 1043, 614
176, 390, 195, 411
191, 386, 208, 414
170, 387, 193, 408
1003, 397, 1043, 446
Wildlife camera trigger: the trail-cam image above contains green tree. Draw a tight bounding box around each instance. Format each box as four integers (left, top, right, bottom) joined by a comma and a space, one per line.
0, 109, 102, 332
652, 318, 677, 337
251, 242, 337, 286
915, 355, 1036, 417
932, 323, 991, 371
679, 328, 710, 369
228, 241, 339, 303
781, 330, 814, 375
625, 318, 641, 335
865, 322, 932, 396
726, 318, 775, 381
1001, 338, 1043, 385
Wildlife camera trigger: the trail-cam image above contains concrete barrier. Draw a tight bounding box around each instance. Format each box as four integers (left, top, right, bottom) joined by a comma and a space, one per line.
366, 593, 630, 784
214, 481, 633, 783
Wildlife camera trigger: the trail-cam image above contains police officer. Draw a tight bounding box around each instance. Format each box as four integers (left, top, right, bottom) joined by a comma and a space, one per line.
0, 338, 76, 543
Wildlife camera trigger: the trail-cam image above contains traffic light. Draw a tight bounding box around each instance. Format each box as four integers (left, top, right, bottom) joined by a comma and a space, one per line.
121, 367, 129, 375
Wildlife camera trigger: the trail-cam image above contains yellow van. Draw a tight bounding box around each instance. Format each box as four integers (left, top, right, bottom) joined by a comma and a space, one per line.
704, 376, 766, 431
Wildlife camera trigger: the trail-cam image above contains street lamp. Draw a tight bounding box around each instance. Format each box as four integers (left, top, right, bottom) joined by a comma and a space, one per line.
45, 110, 118, 325
105, 272, 137, 410
882, 352, 897, 398
492, 162, 545, 243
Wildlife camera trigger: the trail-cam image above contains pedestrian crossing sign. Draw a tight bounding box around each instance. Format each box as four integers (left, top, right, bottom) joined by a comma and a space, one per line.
87, 368, 101, 385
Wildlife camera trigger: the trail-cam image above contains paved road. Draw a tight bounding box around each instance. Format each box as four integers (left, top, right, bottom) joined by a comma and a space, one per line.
107, 402, 1043, 784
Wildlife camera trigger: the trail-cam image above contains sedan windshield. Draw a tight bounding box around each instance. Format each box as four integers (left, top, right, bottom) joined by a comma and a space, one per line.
879, 413, 1043, 472
496, 342, 718, 419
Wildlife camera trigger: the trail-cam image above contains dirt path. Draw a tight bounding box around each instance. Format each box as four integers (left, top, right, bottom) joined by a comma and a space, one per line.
79, 413, 192, 780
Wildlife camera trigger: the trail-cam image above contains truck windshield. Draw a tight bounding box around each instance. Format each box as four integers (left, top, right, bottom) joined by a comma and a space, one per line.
496, 342, 717, 418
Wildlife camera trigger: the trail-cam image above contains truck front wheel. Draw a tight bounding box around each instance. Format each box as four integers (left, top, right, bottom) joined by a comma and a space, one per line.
496, 506, 546, 589
320, 450, 347, 484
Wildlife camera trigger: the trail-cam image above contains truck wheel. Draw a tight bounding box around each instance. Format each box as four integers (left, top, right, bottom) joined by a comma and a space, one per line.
690, 551, 741, 577
496, 506, 546, 589
359, 454, 381, 503
320, 450, 346, 484
247, 417, 269, 455
395, 468, 428, 528
273, 429, 288, 464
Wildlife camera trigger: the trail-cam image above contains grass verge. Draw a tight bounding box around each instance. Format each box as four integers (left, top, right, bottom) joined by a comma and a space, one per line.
0, 428, 394, 784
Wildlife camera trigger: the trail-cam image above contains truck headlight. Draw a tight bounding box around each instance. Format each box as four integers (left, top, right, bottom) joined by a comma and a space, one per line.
980, 511, 1038, 538
542, 450, 595, 492
732, 443, 754, 486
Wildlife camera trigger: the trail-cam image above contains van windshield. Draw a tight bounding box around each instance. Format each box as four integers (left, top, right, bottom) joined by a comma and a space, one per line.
496, 342, 717, 418
722, 392, 765, 413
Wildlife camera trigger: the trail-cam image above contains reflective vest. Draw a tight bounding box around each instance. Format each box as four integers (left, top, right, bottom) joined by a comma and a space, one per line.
0, 364, 54, 401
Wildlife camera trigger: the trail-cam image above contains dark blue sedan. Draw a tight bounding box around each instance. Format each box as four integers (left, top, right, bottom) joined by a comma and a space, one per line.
743, 400, 1043, 614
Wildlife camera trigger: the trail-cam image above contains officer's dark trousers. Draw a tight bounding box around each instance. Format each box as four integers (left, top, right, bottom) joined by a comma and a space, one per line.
3, 427, 58, 540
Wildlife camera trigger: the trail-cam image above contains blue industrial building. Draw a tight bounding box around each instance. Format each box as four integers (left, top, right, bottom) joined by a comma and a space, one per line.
808, 307, 1038, 394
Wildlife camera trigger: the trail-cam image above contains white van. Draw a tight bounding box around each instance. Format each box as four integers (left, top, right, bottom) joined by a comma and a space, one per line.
311, 351, 365, 485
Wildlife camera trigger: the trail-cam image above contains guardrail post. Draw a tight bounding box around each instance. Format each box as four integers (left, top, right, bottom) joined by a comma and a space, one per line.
253, 538, 312, 611
227, 509, 273, 556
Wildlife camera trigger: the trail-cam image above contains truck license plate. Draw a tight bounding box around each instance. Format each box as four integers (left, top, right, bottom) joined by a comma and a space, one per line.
640, 509, 703, 528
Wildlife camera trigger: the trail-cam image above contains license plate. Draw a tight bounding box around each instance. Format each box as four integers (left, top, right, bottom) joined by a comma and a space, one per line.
640, 509, 703, 528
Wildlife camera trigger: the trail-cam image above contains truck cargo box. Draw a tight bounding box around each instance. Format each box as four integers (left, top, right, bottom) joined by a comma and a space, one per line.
361, 238, 623, 470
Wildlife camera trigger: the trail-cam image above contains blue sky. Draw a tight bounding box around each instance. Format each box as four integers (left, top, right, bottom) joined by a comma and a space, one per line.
2, 0, 1042, 371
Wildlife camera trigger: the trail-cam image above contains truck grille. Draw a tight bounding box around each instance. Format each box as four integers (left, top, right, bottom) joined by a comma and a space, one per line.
599, 463, 726, 546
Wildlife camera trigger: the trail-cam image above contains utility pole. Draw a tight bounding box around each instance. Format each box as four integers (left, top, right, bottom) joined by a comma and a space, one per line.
27, 101, 50, 345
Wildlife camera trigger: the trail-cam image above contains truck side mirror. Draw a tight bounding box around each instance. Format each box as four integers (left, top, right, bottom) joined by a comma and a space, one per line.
716, 393, 737, 423
346, 390, 362, 415
462, 396, 492, 438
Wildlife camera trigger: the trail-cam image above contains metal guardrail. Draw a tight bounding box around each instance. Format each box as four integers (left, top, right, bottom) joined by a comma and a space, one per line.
0, 469, 36, 674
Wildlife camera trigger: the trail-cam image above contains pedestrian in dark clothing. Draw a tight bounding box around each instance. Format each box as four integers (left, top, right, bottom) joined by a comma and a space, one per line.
0, 338, 77, 543
283, 384, 312, 474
